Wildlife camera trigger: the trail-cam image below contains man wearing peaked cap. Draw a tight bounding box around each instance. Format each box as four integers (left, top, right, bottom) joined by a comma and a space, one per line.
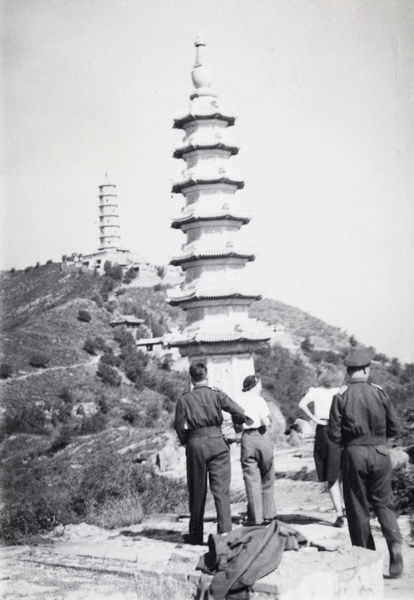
327, 348, 403, 578
343, 348, 373, 368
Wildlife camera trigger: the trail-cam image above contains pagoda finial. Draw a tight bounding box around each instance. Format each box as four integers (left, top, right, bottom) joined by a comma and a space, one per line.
191, 33, 214, 91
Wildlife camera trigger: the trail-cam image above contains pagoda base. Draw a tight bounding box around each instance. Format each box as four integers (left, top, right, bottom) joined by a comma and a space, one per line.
176, 341, 265, 399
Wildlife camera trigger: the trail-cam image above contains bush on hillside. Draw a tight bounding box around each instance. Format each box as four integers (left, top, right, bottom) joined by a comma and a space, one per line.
79, 412, 107, 434
101, 277, 114, 294
143, 400, 161, 427
48, 426, 73, 454
24, 266, 33, 273
97, 360, 121, 387
77, 309, 91, 323
92, 293, 104, 307
123, 351, 148, 384
93, 336, 108, 352
2, 405, 47, 436
29, 353, 50, 368
100, 349, 121, 367
9, 267, 16, 274
300, 336, 314, 353
144, 369, 188, 412
59, 386, 74, 404
0, 363, 13, 379
125, 267, 136, 280
83, 338, 96, 355
392, 463, 414, 515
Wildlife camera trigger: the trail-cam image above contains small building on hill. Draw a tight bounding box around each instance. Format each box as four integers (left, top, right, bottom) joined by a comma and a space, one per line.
110, 315, 145, 338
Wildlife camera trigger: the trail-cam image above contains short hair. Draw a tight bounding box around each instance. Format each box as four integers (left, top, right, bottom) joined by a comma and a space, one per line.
317, 364, 344, 389
242, 375, 259, 392
189, 362, 207, 382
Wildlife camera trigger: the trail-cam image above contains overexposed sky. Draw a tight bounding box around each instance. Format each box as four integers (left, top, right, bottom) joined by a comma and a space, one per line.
2, 0, 413, 362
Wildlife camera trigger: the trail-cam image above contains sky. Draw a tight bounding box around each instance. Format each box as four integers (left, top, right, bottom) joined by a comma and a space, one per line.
1, 0, 413, 363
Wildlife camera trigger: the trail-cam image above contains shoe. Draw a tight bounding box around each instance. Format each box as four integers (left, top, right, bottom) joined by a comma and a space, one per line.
333, 516, 345, 528
389, 542, 404, 578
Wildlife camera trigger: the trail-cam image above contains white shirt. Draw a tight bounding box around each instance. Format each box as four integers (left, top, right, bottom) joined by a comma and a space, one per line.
236, 391, 270, 429
299, 386, 340, 421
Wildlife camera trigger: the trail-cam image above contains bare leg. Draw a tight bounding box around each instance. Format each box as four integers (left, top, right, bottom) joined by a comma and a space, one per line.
328, 479, 343, 516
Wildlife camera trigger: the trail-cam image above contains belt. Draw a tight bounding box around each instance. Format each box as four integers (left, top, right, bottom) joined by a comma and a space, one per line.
187, 426, 222, 439
243, 426, 267, 434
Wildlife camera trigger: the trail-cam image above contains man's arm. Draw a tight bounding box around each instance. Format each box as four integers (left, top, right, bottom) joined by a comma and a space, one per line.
173, 397, 188, 445
383, 393, 401, 439
327, 393, 343, 444
217, 390, 248, 425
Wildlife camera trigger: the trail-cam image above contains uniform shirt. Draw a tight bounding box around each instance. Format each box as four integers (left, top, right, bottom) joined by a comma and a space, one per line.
327, 379, 400, 446
235, 391, 270, 429
174, 384, 246, 445
299, 386, 340, 421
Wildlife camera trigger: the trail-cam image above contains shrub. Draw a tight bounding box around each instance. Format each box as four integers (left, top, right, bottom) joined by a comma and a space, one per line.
101, 276, 114, 294
392, 463, 414, 515
83, 338, 96, 355
125, 267, 136, 280
122, 405, 140, 425
156, 266, 165, 279
24, 266, 33, 273
51, 401, 72, 426
48, 426, 73, 454
92, 293, 104, 307
79, 412, 107, 434
46, 259, 53, 264
35, 262, 40, 268
93, 336, 107, 351
9, 267, 15, 274
0, 363, 13, 379
100, 349, 121, 367
3, 405, 47, 435
143, 400, 161, 427
124, 351, 148, 384
97, 396, 110, 414
77, 309, 91, 323
105, 300, 117, 313
29, 353, 50, 368
111, 265, 123, 281
97, 360, 121, 386
300, 336, 314, 353
123, 277, 132, 285
59, 386, 74, 404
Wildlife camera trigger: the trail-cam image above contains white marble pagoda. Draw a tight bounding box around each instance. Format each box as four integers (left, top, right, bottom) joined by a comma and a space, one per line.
166, 35, 269, 398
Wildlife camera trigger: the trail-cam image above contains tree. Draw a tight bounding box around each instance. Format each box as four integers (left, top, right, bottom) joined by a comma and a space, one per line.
349, 335, 358, 347
156, 266, 165, 279
0, 363, 12, 379
83, 338, 96, 355
77, 309, 91, 323
29, 353, 50, 368
300, 336, 314, 353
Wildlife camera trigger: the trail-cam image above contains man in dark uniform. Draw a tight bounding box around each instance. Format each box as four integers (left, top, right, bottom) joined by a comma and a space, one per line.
174, 362, 249, 545
328, 349, 403, 578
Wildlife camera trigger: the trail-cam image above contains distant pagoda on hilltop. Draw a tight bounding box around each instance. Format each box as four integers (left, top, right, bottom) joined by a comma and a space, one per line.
166, 35, 269, 397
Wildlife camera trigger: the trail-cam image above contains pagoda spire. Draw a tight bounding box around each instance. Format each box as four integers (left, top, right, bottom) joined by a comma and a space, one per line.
191, 33, 214, 94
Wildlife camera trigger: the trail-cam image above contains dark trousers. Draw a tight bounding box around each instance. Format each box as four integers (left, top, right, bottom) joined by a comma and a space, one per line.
186, 427, 232, 544
241, 430, 276, 524
342, 445, 402, 550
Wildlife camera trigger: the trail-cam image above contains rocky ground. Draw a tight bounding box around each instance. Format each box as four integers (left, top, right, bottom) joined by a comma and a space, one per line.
1, 443, 413, 600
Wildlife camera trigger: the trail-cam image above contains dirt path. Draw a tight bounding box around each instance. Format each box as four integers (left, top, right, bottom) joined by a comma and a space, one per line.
2, 356, 100, 383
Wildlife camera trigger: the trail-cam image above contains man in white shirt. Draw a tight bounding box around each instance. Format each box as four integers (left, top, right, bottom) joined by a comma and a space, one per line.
236, 375, 277, 526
